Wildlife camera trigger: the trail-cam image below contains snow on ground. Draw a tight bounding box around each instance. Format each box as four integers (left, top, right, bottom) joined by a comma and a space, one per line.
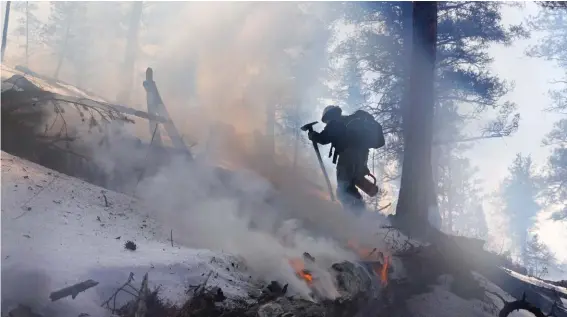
1, 151, 258, 316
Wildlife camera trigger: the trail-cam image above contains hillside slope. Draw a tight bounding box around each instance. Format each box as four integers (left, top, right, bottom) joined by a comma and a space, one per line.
1, 151, 257, 316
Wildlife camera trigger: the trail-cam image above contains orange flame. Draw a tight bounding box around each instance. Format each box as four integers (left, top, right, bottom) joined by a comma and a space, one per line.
289, 258, 313, 284
347, 239, 390, 286
380, 255, 389, 286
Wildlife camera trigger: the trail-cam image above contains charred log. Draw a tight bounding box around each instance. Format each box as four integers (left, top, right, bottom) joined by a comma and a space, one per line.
1, 74, 188, 193
496, 292, 564, 317
49, 279, 99, 301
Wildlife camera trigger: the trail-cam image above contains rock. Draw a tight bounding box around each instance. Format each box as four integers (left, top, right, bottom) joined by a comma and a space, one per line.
257, 302, 284, 317
266, 281, 287, 297
332, 261, 374, 299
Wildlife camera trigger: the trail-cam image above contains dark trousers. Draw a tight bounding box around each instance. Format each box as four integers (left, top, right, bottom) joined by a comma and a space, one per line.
335, 147, 369, 214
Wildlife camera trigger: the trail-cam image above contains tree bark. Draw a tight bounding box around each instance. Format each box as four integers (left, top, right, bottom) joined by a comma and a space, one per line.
117, 1, 143, 104
394, 1, 438, 236
1, 1, 11, 63
399, 1, 413, 139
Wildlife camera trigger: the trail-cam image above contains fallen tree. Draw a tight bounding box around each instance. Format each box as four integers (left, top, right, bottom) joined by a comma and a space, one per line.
1, 72, 190, 193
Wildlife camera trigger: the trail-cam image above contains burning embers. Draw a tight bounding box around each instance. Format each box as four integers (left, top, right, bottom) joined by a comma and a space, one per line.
347, 240, 390, 286
288, 252, 318, 285
289, 257, 314, 284
287, 242, 390, 290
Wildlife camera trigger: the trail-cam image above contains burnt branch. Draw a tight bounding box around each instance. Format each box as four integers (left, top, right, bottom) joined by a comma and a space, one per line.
497, 292, 556, 317
134, 273, 149, 317
49, 279, 99, 301
101, 272, 137, 313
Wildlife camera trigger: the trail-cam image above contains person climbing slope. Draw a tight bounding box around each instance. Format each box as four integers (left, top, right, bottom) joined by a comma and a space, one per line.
308, 105, 385, 213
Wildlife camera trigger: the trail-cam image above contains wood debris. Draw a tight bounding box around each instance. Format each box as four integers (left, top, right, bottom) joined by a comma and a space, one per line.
49, 279, 99, 301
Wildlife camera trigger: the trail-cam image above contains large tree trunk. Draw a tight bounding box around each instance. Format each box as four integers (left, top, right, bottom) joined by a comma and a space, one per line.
1, 1, 11, 62
399, 1, 413, 138
394, 1, 438, 236
117, 1, 143, 104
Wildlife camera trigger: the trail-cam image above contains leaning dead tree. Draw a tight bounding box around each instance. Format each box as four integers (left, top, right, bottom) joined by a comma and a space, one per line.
142, 67, 192, 158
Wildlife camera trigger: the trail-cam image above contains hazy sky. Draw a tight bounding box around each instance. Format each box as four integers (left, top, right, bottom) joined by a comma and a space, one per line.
468, 3, 567, 266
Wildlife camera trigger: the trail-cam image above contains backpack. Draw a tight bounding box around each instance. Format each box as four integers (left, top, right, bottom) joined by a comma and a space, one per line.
344, 110, 385, 149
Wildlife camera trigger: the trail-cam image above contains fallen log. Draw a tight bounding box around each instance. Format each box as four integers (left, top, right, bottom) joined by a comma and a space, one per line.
2, 75, 170, 124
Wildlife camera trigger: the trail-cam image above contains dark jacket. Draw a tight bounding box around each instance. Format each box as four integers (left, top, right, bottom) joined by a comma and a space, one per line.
310, 118, 349, 155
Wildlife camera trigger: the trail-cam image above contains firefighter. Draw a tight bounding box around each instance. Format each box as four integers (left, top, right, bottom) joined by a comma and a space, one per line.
308, 105, 385, 213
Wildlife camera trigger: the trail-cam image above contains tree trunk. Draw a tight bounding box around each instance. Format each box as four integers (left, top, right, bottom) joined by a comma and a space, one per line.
292, 101, 301, 171
394, 1, 438, 236
265, 102, 276, 160
54, 15, 72, 79
446, 162, 453, 232
1, 1, 11, 63
25, 1, 28, 66
75, 54, 86, 88
400, 1, 413, 139
117, 1, 143, 104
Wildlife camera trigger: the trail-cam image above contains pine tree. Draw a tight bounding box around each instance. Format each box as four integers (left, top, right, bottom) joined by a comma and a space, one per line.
42, 1, 90, 80
333, 2, 526, 174
524, 234, 556, 278
11, 1, 42, 66
330, 2, 528, 228
529, 4, 567, 220
117, 1, 144, 104
437, 153, 488, 238
499, 154, 541, 262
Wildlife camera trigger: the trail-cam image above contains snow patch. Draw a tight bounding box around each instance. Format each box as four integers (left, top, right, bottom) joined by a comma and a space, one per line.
1, 152, 257, 316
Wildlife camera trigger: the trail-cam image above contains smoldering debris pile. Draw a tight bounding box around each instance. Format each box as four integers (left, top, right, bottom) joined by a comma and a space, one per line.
5, 260, 383, 317
104, 256, 383, 317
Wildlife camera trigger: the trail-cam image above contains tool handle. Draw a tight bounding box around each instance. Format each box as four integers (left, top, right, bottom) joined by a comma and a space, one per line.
366, 173, 377, 185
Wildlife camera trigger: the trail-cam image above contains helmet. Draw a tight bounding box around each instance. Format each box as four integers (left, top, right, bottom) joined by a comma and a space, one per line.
322, 105, 342, 123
